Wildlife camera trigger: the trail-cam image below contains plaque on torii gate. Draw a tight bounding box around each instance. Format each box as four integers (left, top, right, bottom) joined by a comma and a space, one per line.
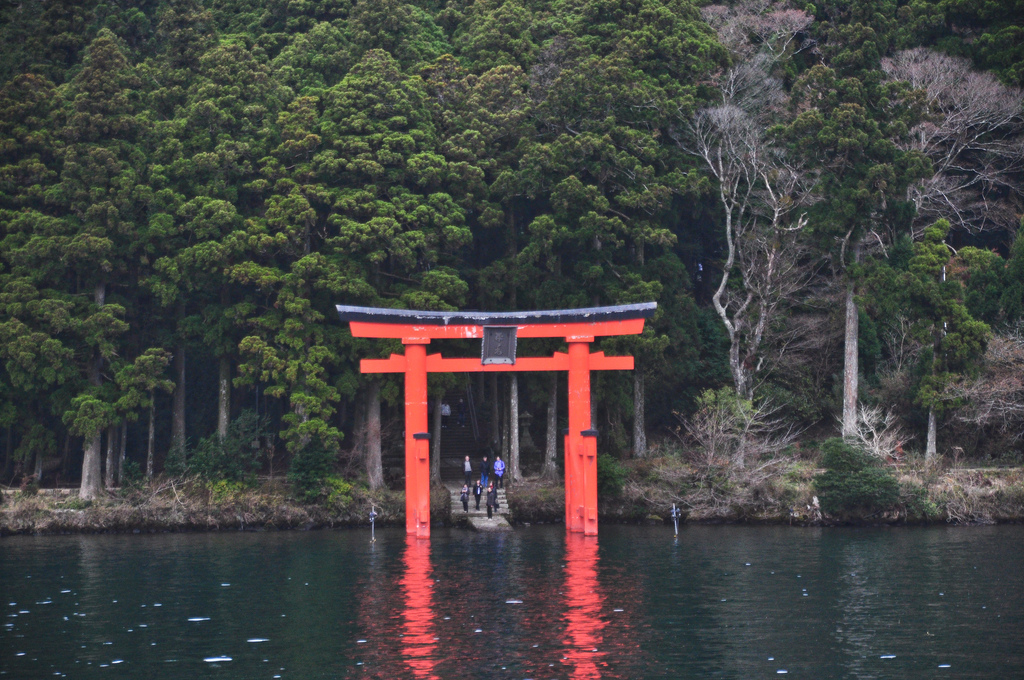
336, 302, 656, 538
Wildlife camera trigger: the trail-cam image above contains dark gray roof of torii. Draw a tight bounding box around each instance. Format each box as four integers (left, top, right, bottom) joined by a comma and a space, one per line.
335, 302, 656, 326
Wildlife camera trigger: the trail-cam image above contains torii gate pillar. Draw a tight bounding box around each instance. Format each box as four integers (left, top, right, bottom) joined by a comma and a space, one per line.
567, 339, 596, 534
337, 303, 656, 539
403, 340, 431, 537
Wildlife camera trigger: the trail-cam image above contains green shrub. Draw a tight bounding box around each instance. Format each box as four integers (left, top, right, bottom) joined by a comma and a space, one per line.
814, 438, 900, 516
120, 460, 145, 491
210, 479, 246, 504
164, 442, 187, 477
288, 441, 336, 503
187, 410, 267, 482
820, 437, 875, 473
900, 481, 941, 521
596, 453, 626, 497
53, 495, 91, 510
323, 476, 353, 509
18, 475, 39, 497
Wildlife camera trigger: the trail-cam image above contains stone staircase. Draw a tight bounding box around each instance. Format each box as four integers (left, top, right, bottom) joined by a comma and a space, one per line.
447, 482, 512, 531
436, 420, 481, 483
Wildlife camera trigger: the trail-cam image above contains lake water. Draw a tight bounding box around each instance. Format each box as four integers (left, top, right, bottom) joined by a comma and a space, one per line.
2, 524, 1023, 678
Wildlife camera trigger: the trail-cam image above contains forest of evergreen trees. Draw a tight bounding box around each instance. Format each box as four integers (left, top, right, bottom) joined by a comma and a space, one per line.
1, 0, 1022, 498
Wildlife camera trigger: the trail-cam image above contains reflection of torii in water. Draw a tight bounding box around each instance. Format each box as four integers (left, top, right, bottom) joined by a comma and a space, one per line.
336, 303, 655, 538
563, 534, 606, 679
401, 535, 438, 679
351, 532, 647, 678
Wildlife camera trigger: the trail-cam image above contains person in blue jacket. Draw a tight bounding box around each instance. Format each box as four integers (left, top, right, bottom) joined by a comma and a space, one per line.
493, 456, 506, 489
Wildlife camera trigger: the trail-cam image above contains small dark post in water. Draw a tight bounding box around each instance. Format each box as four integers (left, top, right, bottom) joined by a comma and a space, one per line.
369, 506, 378, 543
670, 504, 681, 537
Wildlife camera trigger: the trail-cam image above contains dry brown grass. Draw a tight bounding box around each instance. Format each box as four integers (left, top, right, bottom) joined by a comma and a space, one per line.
0, 480, 407, 536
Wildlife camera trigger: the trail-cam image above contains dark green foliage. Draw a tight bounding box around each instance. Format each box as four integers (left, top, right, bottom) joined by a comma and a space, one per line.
596, 453, 626, 497
187, 410, 267, 482
164, 443, 187, 478
287, 442, 337, 503
998, 227, 1024, 323
815, 438, 900, 515
119, 459, 146, 494
899, 480, 941, 521
819, 437, 875, 473
0, 0, 1021, 493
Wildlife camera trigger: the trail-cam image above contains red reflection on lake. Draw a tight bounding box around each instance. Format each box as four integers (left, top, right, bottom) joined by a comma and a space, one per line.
401, 536, 438, 679
562, 533, 607, 679
353, 530, 644, 678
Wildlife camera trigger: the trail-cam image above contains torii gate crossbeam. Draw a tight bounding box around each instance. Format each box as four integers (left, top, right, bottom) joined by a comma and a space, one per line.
337, 303, 655, 538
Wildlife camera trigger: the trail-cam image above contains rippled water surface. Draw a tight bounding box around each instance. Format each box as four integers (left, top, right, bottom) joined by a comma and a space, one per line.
2, 524, 1023, 678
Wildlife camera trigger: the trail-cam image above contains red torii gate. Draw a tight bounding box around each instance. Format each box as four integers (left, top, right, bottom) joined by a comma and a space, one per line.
336, 302, 656, 538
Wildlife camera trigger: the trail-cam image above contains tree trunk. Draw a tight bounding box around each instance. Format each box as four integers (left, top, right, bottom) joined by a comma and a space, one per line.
507, 209, 517, 308
430, 392, 443, 485
218, 355, 231, 439
34, 448, 43, 480
3, 425, 11, 482
633, 371, 647, 458
543, 374, 558, 480
476, 374, 485, 430
146, 395, 155, 479
842, 244, 861, 438
366, 381, 383, 490
61, 432, 70, 487
172, 343, 186, 451
80, 283, 105, 500
352, 398, 367, 461
925, 407, 937, 464
80, 433, 102, 499
509, 374, 521, 484
104, 424, 116, 489
118, 420, 126, 482
729, 338, 752, 400
500, 377, 509, 460
489, 374, 499, 450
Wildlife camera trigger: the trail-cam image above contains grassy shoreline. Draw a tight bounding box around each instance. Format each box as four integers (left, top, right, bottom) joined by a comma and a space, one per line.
0, 481, 451, 537
508, 459, 1024, 527
3, 459, 1023, 536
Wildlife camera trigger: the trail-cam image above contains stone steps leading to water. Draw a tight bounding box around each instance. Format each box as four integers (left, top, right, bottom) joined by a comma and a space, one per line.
447, 483, 508, 522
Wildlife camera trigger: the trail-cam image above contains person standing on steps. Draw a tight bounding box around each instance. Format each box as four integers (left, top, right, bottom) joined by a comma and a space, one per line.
440, 401, 451, 428
479, 455, 491, 488
460, 484, 469, 513
463, 455, 473, 486
457, 398, 467, 427
493, 455, 506, 489
486, 482, 498, 519
473, 481, 483, 510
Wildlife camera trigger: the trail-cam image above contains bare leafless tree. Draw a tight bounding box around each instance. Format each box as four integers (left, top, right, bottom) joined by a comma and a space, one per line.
678, 389, 800, 469
883, 48, 1024, 236
842, 404, 912, 463
879, 314, 923, 375
678, 3, 818, 400
701, 2, 813, 64
678, 103, 815, 398
947, 328, 1024, 440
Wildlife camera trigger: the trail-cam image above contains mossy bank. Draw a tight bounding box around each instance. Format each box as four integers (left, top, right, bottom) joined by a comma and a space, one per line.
0, 481, 451, 537
5, 459, 1023, 536
506, 454, 1024, 527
